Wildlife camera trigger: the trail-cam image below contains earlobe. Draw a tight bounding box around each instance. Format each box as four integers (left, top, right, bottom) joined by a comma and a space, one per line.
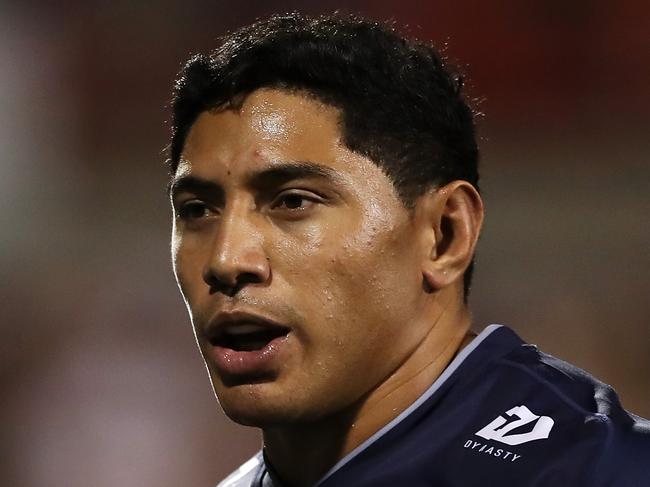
419, 181, 483, 293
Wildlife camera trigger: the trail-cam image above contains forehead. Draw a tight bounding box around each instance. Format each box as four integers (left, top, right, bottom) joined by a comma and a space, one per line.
178, 89, 351, 178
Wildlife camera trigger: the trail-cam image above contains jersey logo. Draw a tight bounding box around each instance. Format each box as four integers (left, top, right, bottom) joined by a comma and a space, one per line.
475, 405, 554, 446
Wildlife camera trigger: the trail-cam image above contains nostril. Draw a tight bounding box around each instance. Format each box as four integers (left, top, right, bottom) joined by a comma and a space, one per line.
238, 272, 263, 286
202, 267, 233, 294
209, 282, 236, 297
205, 272, 266, 296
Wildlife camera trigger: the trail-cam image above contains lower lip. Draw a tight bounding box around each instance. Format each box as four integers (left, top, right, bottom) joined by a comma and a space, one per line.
209, 335, 289, 378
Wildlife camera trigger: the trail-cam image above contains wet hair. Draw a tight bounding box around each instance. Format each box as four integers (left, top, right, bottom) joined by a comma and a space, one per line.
169, 12, 480, 298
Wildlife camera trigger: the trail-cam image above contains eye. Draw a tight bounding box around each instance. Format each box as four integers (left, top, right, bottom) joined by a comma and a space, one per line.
278, 194, 308, 209
271, 191, 320, 212
177, 200, 211, 220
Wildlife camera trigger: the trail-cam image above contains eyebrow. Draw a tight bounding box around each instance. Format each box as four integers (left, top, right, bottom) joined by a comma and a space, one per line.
168, 160, 344, 197
248, 161, 344, 189
168, 175, 222, 198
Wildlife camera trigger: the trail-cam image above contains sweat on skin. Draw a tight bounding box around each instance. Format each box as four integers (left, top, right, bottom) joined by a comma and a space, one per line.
170, 88, 483, 487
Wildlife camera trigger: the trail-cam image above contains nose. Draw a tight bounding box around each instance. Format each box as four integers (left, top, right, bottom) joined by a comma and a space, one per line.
202, 205, 271, 296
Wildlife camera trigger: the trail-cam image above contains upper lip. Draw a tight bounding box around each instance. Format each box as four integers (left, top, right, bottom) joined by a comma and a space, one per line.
204, 310, 291, 345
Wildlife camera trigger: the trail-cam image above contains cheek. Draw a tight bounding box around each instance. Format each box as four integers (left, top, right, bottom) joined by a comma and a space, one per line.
171, 232, 206, 308
170, 231, 185, 289
307, 231, 419, 350
330, 220, 418, 309
272, 220, 342, 297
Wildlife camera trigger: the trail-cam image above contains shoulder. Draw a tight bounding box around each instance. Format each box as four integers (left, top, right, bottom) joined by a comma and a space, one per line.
490, 337, 650, 483
495, 336, 650, 435
216, 452, 263, 487
498, 339, 648, 428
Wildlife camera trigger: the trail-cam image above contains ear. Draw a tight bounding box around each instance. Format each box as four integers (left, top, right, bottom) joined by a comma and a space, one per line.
415, 181, 484, 293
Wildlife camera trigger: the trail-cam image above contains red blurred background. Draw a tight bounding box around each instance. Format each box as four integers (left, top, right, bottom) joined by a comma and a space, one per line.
1, 1, 648, 485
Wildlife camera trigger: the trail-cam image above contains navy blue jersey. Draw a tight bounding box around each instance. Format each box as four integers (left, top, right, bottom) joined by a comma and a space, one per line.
218, 325, 650, 486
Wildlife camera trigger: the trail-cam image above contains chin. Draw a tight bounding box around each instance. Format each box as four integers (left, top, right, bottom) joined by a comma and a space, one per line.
215, 385, 330, 428
220, 398, 305, 428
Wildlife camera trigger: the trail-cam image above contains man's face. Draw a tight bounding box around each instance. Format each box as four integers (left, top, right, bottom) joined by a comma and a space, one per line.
171, 89, 431, 426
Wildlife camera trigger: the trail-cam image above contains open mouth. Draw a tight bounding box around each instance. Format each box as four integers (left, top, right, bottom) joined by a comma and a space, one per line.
208, 323, 291, 352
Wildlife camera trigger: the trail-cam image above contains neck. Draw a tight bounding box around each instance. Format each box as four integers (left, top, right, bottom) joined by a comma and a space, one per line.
262, 297, 474, 487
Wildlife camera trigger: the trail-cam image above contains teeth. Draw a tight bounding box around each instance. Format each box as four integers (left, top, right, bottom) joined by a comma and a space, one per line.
223, 324, 269, 335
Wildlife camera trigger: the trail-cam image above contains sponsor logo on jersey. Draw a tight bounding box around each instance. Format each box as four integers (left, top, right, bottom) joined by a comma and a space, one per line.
475, 405, 554, 445
462, 405, 554, 463
462, 439, 522, 462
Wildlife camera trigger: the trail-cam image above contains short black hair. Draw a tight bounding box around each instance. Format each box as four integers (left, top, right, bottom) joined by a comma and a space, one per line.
169, 12, 480, 297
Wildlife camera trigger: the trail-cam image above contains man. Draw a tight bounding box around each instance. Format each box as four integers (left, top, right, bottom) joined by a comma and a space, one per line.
167, 13, 650, 487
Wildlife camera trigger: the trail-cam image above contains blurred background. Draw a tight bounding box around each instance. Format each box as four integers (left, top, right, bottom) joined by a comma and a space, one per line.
1, 0, 648, 485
